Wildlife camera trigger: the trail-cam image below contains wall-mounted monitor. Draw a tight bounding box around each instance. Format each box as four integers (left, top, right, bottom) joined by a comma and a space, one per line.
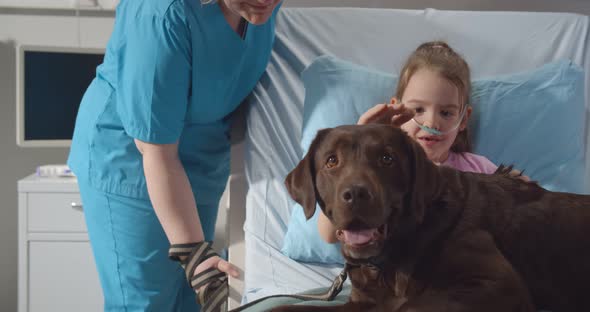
16, 45, 105, 147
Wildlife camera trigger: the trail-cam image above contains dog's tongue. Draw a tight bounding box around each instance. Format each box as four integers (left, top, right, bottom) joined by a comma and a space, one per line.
342, 229, 376, 245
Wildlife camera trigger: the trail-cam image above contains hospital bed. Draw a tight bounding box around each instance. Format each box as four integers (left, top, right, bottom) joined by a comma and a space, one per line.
223, 7, 590, 309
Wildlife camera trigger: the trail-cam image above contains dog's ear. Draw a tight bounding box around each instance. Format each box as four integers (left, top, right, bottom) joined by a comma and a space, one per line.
404, 133, 441, 224
285, 129, 330, 220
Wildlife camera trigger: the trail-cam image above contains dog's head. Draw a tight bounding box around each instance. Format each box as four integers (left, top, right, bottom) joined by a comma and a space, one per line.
285, 124, 440, 261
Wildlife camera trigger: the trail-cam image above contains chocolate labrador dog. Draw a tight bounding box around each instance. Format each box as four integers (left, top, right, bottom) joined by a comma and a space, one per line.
280, 124, 590, 312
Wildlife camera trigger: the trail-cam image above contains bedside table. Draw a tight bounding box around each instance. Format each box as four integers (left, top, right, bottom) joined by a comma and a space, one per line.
18, 174, 103, 312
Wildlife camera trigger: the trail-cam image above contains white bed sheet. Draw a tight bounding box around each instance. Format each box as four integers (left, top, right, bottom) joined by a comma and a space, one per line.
241, 7, 590, 303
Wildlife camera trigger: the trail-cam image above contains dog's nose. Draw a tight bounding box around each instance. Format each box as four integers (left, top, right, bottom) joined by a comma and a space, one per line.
341, 184, 373, 205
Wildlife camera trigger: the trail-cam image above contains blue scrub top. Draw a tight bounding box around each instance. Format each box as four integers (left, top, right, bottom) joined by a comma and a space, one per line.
68, 0, 279, 203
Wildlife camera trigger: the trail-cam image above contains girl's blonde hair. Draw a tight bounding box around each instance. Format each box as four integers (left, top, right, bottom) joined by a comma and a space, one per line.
395, 41, 472, 153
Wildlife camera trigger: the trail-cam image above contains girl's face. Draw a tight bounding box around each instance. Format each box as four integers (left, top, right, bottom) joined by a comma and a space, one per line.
399, 68, 471, 164
221, 0, 282, 25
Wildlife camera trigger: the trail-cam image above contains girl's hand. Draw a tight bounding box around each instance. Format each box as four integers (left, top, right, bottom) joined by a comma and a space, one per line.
508, 169, 531, 182
357, 102, 415, 127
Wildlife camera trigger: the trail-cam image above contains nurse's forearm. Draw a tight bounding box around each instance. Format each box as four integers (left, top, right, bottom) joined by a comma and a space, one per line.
136, 139, 204, 244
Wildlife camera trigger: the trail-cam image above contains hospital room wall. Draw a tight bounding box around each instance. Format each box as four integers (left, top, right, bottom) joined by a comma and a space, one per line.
1, 0, 590, 310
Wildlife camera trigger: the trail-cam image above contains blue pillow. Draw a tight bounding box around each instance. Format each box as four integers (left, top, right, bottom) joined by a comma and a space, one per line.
281, 55, 586, 265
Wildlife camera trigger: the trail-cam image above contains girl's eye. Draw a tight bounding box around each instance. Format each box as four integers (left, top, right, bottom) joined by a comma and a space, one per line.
380, 154, 394, 166
414, 107, 425, 114
441, 110, 452, 117
326, 155, 339, 169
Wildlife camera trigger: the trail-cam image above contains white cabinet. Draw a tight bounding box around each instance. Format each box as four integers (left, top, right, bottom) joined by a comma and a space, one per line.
0, 0, 80, 10
18, 174, 103, 312
0, 0, 119, 10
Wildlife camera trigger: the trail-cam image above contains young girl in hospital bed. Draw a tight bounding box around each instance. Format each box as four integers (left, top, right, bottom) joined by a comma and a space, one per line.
318, 41, 528, 244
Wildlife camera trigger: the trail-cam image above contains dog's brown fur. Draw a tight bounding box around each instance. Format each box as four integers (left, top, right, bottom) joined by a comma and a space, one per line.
278, 124, 590, 312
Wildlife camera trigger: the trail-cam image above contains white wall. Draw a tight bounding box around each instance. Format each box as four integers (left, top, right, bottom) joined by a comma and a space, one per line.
1, 0, 589, 310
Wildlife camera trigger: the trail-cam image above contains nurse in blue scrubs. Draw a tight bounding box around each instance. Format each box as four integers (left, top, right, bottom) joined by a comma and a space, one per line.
67, 0, 282, 310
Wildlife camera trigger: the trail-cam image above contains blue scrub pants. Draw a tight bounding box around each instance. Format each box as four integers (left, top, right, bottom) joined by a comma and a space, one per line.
79, 180, 219, 311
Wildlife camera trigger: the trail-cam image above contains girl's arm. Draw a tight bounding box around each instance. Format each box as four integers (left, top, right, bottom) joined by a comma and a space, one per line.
318, 210, 339, 243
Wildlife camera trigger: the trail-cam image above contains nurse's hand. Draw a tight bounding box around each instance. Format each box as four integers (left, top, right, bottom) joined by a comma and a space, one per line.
194, 255, 241, 290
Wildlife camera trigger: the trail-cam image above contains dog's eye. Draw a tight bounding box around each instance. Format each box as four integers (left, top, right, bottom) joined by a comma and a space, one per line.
380, 154, 394, 166
326, 155, 339, 169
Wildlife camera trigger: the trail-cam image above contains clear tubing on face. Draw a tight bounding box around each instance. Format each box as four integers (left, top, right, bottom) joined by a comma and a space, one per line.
410, 107, 467, 136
